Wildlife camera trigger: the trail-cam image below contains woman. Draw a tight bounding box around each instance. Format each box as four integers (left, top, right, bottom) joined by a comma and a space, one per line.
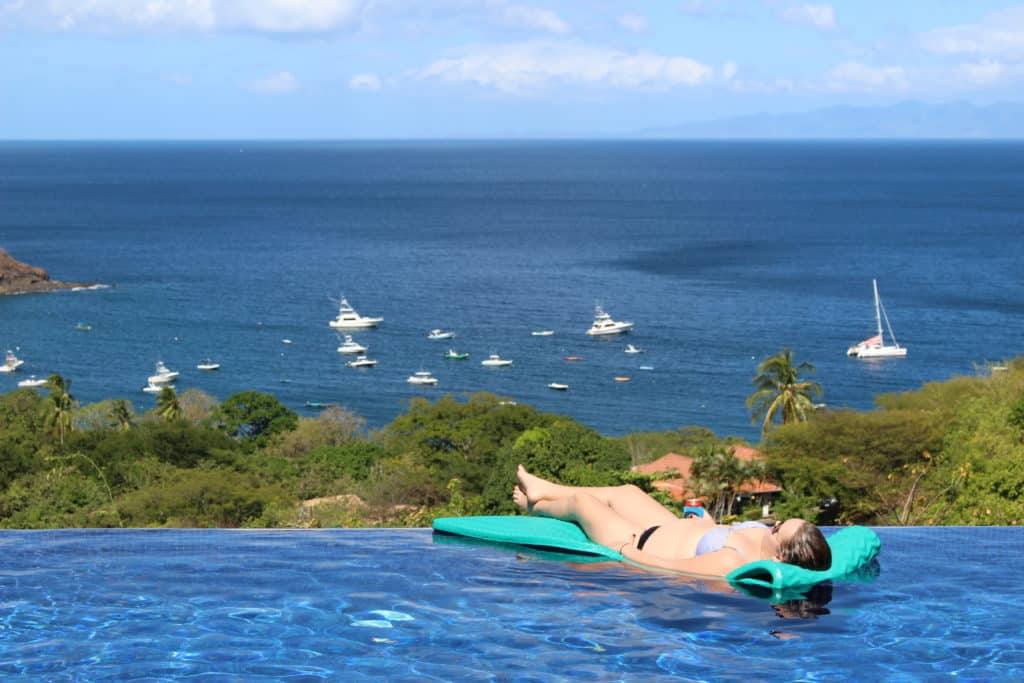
513, 465, 831, 577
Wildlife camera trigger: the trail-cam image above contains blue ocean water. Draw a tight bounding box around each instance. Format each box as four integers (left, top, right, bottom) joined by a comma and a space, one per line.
0, 527, 1020, 680
1, 141, 1022, 438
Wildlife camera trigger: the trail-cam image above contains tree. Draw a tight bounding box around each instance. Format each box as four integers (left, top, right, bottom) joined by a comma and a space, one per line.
156, 386, 182, 422
42, 374, 76, 446
689, 442, 766, 518
747, 348, 822, 436
112, 399, 134, 431
210, 390, 298, 447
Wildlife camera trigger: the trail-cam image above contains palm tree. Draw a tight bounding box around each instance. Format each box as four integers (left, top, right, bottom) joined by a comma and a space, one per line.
690, 443, 765, 518
156, 386, 182, 422
747, 348, 822, 436
111, 399, 134, 431
42, 374, 76, 446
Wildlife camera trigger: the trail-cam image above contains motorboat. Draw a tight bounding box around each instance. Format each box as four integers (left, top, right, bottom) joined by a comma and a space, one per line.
337, 335, 367, 354
329, 297, 383, 329
445, 349, 469, 360
75, 322, 93, 331
547, 382, 569, 391
17, 376, 47, 388
586, 305, 633, 336
614, 376, 631, 382
346, 355, 378, 368
142, 382, 167, 394
0, 350, 24, 373
563, 356, 584, 362
624, 344, 643, 354
428, 329, 455, 340
847, 279, 908, 359
639, 365, 654, 371
282, 339, 293, 344
481, 354, 513, 367
147, 361, 179, 384
197, 358, 221, 371
531, 330, 554, 336
407, 370, 438, 385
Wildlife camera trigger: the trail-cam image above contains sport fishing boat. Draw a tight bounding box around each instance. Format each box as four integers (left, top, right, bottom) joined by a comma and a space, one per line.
407, 370, 438, 385
337, 335, 368, 354
147, 361, 179, 384
329, 297, 383, 329
0, 350, 24, 373
481, 354, 513, 367
586, 305, 633, 336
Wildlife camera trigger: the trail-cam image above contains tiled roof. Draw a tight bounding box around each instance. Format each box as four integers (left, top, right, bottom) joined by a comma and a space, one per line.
631, 448, 782, 500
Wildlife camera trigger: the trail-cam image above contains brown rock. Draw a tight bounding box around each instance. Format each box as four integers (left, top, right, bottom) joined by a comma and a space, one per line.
0, 248, 92, 295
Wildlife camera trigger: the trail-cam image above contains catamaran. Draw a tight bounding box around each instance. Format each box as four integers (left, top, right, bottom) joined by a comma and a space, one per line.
847, 279, 907, 359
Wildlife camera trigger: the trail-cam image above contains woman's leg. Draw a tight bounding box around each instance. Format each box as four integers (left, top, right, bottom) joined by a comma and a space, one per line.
517, 488, 641, 549
516, 465, 678, 527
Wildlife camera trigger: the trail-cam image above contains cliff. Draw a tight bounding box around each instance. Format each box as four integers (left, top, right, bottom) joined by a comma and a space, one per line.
0, 248, 91, 295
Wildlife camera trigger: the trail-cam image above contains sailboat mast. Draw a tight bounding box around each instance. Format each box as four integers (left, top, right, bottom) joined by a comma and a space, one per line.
872, 279, 883, 338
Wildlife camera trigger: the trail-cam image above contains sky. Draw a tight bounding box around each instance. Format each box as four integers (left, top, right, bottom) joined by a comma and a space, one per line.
2, 0, 1024, 138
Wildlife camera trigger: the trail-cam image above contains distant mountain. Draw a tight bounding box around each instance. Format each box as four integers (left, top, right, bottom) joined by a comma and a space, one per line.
638, 101, 1024, 139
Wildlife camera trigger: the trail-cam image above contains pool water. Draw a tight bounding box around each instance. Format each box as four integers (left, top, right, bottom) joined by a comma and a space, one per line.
1, 527, 1020, 681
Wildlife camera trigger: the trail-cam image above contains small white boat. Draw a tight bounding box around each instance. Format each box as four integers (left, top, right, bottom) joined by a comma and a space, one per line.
346, 355, 378, 368
531, 330, 554, 336
197, 358, 221, 371
0, 350, 24, 373
147, 361, 179, 385
548, 382, 569, 391
427, 329, 455, 340
586, 305, 633, 336
337, 335, 368, 354
624, 344, 643, 354
407, 370, 438, 385
639, 365, 654, 371
75, 322, 93, 331
282, 339, 293, 345
481, 354, 513, 367
142, 382, 166, 394
329, 296, 383, 329
17, 376, 47, 388
847, 279, 907, 359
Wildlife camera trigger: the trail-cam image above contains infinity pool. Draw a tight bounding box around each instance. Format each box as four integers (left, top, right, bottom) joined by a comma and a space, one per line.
0, 527, 1020, 680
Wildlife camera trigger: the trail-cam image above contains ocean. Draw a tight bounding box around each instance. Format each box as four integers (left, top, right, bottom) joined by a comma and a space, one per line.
1, 140, 1021, 440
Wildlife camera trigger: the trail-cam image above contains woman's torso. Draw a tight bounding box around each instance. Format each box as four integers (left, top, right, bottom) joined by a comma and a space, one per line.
641, 518, 768, 562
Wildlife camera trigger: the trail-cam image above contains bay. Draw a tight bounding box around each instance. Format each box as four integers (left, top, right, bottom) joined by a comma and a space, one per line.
1, 140, 1021, 439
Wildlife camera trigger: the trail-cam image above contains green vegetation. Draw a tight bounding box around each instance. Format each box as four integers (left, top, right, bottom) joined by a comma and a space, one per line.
2, 355, 1023, 529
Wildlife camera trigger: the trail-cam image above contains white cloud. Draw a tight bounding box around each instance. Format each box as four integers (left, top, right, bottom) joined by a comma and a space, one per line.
496, 3, 569, 35
248, 70, 299, 94
416, 41, 714, 94
918, 7, 1024, 59
616, 12, 648, 34
0, 0, 366, 34
780, 3, 836, 32
823, 61, 907, 92
349, 72, 381, 90
721, 61, 738, 81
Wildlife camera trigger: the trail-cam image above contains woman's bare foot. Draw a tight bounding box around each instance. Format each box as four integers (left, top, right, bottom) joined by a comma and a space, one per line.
516, 464, 558, 505
512, 485, 530, 513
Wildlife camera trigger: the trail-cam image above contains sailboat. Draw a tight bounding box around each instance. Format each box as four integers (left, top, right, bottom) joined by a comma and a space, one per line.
847, 279, 907, 358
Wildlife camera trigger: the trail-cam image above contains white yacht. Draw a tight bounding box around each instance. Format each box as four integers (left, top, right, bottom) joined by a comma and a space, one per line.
337, 335, 368, 354
624, 344, 643, 354
17, 376, 47, 388
147, 361, 179, 385
848, 280, 907, 359
329, 297, 383, 329
531, 330, 554, 336
346, 355, 378, 368
142, 382, 167, 394
0, 350, 24, 373
427, 329, 455, 340
407, 370, 438, 385
481, 354, 513, 367
197, 358, 221, 371
547, 382, 569, 391
585, 305, 633, 336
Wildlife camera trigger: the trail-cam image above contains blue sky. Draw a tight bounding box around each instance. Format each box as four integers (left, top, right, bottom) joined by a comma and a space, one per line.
2, 0, 1023, 138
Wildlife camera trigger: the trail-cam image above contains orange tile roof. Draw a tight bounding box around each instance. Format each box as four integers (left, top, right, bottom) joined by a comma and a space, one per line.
631, 448, 781, 500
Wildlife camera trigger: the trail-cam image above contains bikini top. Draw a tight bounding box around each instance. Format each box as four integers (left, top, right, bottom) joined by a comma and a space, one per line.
694, 521, 769, 557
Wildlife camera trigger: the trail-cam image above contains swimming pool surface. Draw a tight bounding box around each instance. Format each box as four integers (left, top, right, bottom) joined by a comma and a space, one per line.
1, 527, 1020, 681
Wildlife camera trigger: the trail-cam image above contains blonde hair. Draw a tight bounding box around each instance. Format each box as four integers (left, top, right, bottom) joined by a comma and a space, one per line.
778, 521, 832, 571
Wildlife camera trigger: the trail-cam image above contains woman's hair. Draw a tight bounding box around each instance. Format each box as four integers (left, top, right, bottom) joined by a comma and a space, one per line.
778, 521, 832, 571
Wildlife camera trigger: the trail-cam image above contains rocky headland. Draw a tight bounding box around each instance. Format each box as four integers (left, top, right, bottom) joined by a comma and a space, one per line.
0, 248, 92, 295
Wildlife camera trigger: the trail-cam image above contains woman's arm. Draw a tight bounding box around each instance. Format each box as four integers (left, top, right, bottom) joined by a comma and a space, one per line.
619, 544, 745, 577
